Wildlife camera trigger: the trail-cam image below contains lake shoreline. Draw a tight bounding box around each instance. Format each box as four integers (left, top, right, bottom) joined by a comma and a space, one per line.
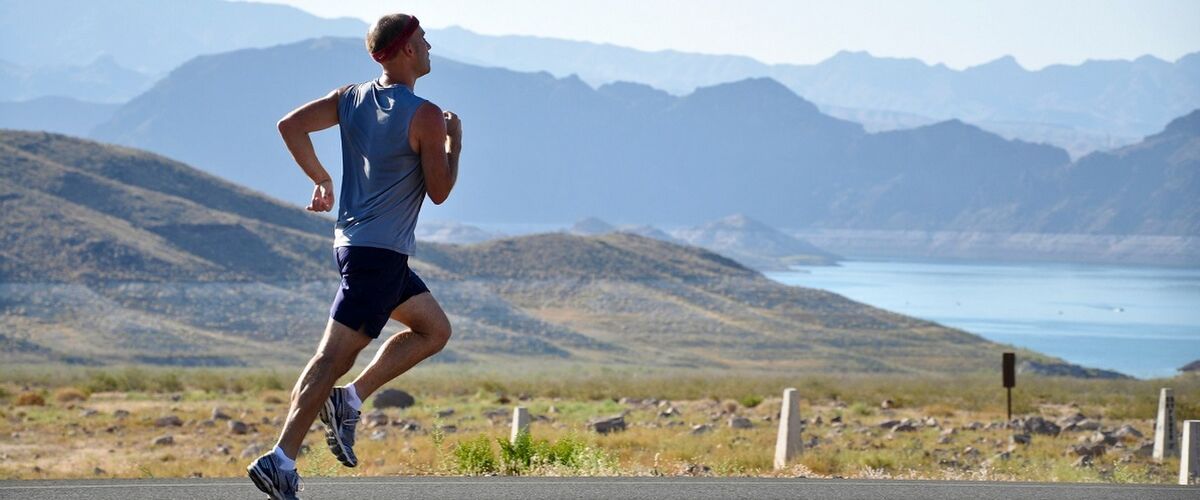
766, 260, 1200, 379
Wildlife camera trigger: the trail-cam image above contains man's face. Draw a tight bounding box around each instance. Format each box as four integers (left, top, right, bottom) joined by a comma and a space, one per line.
410, 28, 432, 76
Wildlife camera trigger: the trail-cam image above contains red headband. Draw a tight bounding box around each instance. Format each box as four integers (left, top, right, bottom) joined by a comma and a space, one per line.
371, 16, 420, 63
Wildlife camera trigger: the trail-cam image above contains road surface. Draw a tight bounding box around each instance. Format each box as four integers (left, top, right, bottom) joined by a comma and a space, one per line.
1, 477, 1195, 499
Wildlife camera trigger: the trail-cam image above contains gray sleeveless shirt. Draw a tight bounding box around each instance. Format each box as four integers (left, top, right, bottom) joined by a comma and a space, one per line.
333, 80, 428, 255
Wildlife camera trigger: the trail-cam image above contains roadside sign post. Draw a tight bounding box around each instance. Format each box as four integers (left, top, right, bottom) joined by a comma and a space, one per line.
1155, 388, 1178, 461
511, 406, 530, 443
774, 388, 802, 470
1182, 420, 1199, 485
1003, 353, 1015, 422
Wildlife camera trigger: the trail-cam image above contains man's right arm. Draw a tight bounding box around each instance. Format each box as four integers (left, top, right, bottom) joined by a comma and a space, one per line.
277, 87, 343, 212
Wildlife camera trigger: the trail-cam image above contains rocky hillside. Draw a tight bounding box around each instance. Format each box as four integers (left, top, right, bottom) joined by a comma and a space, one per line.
671, 214, 840, 270
0, 131, 1123, 377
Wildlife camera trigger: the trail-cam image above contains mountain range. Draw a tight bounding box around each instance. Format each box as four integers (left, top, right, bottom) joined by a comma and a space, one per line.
0, 0, 365, 103
0, 56, 156, 103
429, 26, 1199, 153
0, 0, 364, 74
2, 1, 1196, 266
2, 130, 1128, 377
84, 38, 1199, 247
2, 0, 1196, 157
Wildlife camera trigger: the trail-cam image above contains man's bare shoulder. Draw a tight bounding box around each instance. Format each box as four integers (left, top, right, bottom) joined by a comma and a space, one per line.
410, 101, 446, 132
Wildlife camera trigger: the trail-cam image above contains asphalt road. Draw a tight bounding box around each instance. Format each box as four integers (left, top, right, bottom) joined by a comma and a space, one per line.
0, 477, 1195, 500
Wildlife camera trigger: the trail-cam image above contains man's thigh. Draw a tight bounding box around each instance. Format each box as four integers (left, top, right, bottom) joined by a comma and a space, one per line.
388, 292, 449, 333
314, 317, 374, 360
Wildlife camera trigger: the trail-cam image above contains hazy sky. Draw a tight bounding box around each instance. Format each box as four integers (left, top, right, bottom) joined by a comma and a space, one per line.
247, 0, 1200, 69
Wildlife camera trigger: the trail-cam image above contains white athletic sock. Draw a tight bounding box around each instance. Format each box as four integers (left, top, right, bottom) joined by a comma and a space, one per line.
272, 445, 296, 470
344, 383, 363, 411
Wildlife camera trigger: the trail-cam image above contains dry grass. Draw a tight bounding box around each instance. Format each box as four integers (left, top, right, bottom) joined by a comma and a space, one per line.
14, 392, 44, 406
53, 387, 89, 403
0, 366, 1196, 483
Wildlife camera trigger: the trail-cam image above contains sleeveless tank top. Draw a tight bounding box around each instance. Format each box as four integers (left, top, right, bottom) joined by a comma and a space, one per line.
333, 80, 428, 255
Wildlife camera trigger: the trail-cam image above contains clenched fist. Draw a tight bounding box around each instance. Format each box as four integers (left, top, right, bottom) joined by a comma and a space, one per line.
443, 111, 462, 151
307, 179, 334, 212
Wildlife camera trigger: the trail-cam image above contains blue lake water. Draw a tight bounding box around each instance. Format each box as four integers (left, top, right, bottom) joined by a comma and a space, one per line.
764, 261, 1200, 379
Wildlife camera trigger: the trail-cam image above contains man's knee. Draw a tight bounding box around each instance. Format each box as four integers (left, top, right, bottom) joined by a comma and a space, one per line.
437, 321, 452, 348
413, 299, 451, 350
309, 349, 355, 379
425, 319, 451, 353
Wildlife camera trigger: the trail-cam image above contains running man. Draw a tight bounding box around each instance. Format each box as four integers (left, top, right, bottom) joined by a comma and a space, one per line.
248, 13, 461, 499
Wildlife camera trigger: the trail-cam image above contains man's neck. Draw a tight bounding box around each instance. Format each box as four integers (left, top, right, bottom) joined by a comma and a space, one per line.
378, 69, 416, 90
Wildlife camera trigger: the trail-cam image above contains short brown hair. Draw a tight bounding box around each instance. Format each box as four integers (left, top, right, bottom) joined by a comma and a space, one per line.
367, 13, 415, 54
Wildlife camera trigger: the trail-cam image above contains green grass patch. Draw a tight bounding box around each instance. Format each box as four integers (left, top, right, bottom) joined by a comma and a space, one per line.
452, 435, 498, 475
738, 394, 764, 408
452, 432, 618, 476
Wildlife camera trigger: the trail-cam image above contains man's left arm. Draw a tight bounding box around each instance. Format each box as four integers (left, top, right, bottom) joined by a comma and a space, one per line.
410, 103, 462, 205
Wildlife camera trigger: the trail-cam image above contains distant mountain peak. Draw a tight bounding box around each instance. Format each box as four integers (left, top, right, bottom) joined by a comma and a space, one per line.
821, 50, 938, 70
920, 118, 981, 133
826, 50, 874, 62
569, 217, 616, 236
1160, 109, 1200, 136
970, 55, 1025, 72
1133, 54, 1170, 66
685, 77, 818, 113
708, 213, 769, 230
597, 81, 674, 108
704, 76, 792, 93
598, 80, 669, 96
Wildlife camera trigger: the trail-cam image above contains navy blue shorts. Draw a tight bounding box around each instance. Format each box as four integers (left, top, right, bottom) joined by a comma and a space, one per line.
329, 246, 429, 339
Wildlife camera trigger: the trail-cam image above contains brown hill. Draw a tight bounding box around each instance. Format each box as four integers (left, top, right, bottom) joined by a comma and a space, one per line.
0, 131, 1123, 376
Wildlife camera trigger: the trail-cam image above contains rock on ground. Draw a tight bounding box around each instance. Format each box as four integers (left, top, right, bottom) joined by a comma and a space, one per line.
588, 415, 626, 434
155, 415, 183, 427
373, 389, 415, 409
228, 420, 249, 435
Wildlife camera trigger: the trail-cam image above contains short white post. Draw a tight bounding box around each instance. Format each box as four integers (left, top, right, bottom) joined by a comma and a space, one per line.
1154, 388, 1177, 462
774, 388, 802, 470
510, 406, 530, 443
1182, 420, 1199, 486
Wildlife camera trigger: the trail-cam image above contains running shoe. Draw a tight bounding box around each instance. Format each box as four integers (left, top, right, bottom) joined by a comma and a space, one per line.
320, 386, 361, 467
246, 453, 301, 500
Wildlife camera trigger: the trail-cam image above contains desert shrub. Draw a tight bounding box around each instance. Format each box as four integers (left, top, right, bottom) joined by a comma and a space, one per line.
923, 403, 956, 418
849, 401, 874, 416
497, 431, 537, 474
53, 387, 89, 403
532, 435, 618, 475
454, 432, 617, 476
83, 368, 149, 393
478, 380, 507, 395
152, 371, 184, 393
250, 372, 286, 391
799, 452, 842, 476
452, 435, 498, 475
860, 452, 895, 471
738, 394, 764, 408
15, 392, 45, 406
84, 372, 121, 393
539, 434, 590, 468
